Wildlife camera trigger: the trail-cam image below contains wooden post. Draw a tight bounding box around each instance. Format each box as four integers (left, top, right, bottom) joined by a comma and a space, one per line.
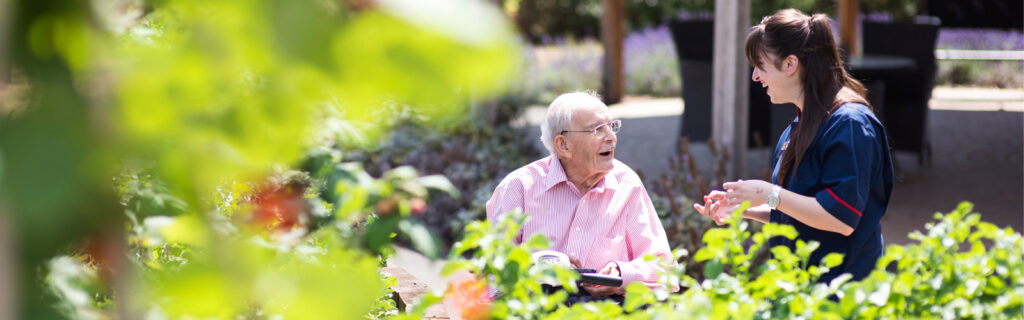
839, 0, 859, 57
0, 0, 10, 85
712, 0, 750, 179
0, 206, 15, 320
601, 0, 624, 105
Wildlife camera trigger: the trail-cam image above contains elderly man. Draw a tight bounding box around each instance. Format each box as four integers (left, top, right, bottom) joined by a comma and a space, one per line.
486, 91, 674, 299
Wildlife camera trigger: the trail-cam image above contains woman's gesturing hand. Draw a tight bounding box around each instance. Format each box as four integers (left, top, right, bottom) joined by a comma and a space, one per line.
693, 190, 739, 225
722, 179, 775, 207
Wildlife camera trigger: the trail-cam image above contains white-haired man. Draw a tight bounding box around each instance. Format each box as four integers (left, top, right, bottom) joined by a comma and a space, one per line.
486, 91, 674, 301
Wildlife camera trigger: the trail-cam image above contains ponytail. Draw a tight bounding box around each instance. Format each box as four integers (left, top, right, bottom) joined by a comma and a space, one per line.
746, 9, 870, 186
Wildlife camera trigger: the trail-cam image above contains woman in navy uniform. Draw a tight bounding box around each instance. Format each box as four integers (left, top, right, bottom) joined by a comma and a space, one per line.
694, 9, 894, 284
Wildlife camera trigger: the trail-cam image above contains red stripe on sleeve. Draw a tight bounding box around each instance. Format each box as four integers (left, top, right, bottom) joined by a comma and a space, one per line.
826, 188, 862, 217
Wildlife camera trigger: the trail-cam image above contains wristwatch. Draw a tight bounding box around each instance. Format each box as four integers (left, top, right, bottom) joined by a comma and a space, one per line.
766, 185, 782, 210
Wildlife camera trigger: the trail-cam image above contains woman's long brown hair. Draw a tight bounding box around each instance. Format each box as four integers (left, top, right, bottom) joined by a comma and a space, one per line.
745, 9, 869, 186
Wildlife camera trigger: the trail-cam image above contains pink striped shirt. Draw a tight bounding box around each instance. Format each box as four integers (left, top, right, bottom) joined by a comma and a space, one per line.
486, 155, 674, 288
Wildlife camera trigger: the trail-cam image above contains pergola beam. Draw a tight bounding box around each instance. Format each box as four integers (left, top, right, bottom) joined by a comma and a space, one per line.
839, 0, 859, 56
601, 0, 624, 104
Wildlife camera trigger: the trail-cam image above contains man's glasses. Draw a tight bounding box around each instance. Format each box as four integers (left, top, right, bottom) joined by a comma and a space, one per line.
560, 119, 622, 137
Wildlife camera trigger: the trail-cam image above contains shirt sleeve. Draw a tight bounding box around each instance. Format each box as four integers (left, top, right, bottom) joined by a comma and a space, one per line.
813, 114, 880, 230
612, 184, 678, 291
485, 175, 526, 244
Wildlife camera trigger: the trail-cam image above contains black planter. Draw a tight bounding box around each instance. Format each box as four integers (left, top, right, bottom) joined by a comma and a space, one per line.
667, 20, 794, 148
862, 19, 941, 165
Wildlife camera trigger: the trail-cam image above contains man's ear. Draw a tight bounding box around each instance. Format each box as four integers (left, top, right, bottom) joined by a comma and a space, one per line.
784, 54, 800, 77
553, 135, 571, 158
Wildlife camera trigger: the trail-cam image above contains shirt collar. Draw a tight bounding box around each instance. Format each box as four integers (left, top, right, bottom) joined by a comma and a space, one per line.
543, 155, 568, 191
544, 155, 619, 192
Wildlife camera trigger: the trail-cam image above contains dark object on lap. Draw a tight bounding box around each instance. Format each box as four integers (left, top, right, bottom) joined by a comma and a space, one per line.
541, 284, 625, 306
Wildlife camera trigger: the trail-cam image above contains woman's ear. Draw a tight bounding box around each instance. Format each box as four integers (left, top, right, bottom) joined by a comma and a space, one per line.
784, 54, 800, 76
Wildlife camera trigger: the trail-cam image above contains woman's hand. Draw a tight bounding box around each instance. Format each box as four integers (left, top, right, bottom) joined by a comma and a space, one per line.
693, 190, 740, 225
722, 179, 775, 207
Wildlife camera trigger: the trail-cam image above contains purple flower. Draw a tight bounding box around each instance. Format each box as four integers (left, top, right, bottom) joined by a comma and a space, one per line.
937, 28, 1024, 50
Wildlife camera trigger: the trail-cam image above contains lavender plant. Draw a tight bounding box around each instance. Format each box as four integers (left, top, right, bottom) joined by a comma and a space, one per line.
511, 24, 683, 105
935, 28, 1023, 88
937, 28, 1024, 51
624, 25, 681, 97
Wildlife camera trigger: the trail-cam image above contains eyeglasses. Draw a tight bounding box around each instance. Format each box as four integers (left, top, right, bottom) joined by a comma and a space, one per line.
560, 119, 622, 137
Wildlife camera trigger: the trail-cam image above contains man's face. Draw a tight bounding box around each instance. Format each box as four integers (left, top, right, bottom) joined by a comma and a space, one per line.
562, 107, 617, 177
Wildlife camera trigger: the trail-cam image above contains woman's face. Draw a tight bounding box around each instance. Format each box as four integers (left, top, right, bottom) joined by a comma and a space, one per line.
751, 53, 801, 105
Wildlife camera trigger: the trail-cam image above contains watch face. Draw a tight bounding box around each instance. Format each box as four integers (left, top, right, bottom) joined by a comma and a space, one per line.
767, 197, 779, 208
767, 187, 781, 209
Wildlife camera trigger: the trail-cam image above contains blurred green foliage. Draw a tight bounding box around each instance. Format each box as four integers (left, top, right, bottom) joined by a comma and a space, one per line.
2, 0, 520, 318
441, 210, 580, 320
937, 60, 1023, 88
420, 201, 1023, 319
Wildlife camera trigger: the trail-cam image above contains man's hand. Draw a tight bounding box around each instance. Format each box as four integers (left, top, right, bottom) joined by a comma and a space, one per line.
581, 262, 622, 297
569, 255, 582, 269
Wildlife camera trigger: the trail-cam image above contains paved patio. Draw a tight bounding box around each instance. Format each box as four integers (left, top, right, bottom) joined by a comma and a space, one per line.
392, 85, 1024, 296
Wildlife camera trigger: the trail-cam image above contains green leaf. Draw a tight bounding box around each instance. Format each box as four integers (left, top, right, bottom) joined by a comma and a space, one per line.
398, 219, 439, 258
408, 292, 444, 318
385, 166, 419, 182
703, 260, 724, 279
441, 261, 474, 277
523, 234, 550, 250
693, 247, 717, 262
623, 282, 654, 312
823, 253, 845, 269
501, 261, 520, 288
829, 273, 853, 292
365, 215, 400, 253
415, 174, 460, 198
867, 282, 891, 306
334, 182, 369, 219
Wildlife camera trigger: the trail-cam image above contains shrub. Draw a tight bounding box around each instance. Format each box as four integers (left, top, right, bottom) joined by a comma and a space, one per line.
937, 60, 1024, 88
647, 138, 772, 281
420, 201, 1023, 319
340, 116, 542, 250
47, 160, 458, 319
935, 28, 1024, 88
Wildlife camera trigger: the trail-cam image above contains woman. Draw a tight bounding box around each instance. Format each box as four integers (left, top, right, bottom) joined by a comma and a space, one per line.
694, 9, 894, 283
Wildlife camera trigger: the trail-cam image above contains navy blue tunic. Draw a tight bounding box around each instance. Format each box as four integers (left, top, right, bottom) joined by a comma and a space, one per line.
768, 103, 894, 284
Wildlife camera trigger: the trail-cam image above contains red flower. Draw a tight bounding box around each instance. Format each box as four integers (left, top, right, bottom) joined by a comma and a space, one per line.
79, 235, 122, 285
250, 181, 308, 231
409, 198, 427, 216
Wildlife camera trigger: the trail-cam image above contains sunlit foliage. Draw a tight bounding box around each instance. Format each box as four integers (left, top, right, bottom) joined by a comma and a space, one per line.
1, 0, 520, 318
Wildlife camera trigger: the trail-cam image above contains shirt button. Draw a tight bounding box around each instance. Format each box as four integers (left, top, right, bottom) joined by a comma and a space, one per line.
574, 227, 581, 232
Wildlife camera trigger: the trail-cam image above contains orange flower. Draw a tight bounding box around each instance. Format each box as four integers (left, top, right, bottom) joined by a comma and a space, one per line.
447, 277, 493, 320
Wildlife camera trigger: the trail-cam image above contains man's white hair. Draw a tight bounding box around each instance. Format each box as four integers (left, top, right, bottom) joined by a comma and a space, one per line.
540, 91, 608, 154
